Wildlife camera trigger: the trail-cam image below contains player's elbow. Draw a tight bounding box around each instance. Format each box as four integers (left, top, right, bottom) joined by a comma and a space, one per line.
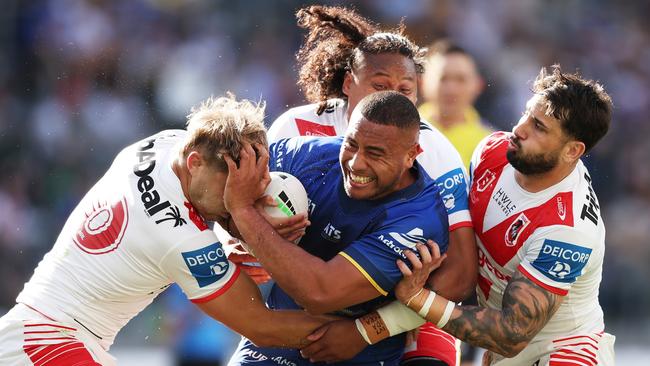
245, 325, 291, 348
500, 342, 529, 358
425, 271, 476, 302
454, 276, 478, 302
295, 293, 334, 315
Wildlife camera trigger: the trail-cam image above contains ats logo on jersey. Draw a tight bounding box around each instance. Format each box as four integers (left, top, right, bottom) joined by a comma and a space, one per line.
182, 243, 229, 287
295, 118, 337, 136
321, 222, 341, 242
73, 197, 129, 255
435, 168, 468, 213
532, 239, 592, 283
505, 213, 530, 247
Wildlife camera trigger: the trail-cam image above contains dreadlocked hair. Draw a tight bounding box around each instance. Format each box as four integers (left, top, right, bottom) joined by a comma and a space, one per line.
295, 6, 425, 114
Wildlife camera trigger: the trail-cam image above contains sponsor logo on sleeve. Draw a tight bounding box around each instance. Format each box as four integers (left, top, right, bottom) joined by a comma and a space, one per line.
182, 243, 229, 287
532, 239, 592, 283
377, 228, 426, 259
388, 228, 425, 249
435, 168, 468, 213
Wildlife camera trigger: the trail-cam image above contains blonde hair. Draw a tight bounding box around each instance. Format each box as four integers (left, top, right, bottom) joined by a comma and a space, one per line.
183, 93, 267, 171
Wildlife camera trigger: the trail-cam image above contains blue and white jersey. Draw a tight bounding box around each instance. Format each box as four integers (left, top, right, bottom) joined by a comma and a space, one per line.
230, 136, 449, 366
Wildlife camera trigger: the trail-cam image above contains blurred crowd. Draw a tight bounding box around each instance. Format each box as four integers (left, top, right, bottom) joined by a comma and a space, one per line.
1, 0, 649, 363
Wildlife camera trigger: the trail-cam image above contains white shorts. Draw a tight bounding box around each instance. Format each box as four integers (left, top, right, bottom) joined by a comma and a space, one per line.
487, 331, 616, 366
0, 303, 116, 366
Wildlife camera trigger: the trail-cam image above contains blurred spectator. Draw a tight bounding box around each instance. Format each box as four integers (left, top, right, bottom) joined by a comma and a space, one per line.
419, 39, 492, 168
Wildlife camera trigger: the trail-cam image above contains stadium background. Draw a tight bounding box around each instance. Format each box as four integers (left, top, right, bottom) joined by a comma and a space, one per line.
1, 0, 648, 364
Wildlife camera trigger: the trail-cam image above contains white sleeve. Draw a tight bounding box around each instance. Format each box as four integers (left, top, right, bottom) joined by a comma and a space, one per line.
517, 227, 598, 296
417, 127, 472, 230
267, 110, 301, 143
159, 229, 239, 303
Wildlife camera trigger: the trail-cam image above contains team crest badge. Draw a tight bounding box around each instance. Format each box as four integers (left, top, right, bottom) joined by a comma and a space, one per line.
504, 213, 530, 247
73, 197, 129, 254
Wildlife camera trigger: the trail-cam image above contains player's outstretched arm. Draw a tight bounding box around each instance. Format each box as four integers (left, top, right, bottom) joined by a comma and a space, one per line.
382, 249, 564, 358
223, 142, 395, 314
426, 226, 477, 302
195, 268, 334, 348
440, 271, 562, 357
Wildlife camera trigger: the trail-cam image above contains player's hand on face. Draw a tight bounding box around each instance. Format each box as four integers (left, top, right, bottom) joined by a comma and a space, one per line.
255, 195, 310, 242
394, 240, 446, 303
224, 142, 271, 212
300, 319, 367, 363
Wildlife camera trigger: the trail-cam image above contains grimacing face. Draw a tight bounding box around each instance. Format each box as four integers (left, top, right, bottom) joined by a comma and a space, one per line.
339, 112, 419, 200
186, 152, 230, 222
343, 53, 418, 118
506, 95, 569, 175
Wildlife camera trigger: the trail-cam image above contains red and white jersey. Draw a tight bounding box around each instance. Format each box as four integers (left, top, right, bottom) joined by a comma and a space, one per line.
469, 132, 606, 340
269, 99, 472, 231
16, 130, 239, 350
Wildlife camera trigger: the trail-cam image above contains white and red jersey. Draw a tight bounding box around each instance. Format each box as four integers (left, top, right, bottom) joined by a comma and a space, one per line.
15, 130, 239, 350
269, 99, 472, 231
469, 132, 609, 364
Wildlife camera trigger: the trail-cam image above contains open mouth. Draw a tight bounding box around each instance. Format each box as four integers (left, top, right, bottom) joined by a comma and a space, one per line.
349, 172, 375, 185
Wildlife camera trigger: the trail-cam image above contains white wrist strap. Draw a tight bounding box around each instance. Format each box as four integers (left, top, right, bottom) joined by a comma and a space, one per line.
437, 300, 455, 328
418, 290, 436, 317
355, 318, 372, 344
376, 300, 426, 337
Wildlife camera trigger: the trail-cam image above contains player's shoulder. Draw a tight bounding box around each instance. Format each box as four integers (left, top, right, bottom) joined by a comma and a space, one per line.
470, 131, 510, 173
418, 118, 457, 152
417, 118, 467, 178
276, 99, 345, 123
269, 100, 346, 141
270, 136, 342, 171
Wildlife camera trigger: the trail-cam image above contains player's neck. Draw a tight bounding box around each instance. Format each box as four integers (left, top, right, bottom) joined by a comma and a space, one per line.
171, 156, 191, 201
513, 162, 578, 193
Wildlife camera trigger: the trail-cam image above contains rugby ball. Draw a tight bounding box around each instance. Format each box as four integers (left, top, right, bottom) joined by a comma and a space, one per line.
264, 172, 309, 218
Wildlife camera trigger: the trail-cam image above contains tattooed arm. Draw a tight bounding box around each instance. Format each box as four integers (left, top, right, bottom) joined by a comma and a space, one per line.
442, 271, 563, 357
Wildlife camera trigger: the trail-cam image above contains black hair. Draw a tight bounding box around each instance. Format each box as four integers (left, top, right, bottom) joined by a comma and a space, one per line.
295, 5, 425, 113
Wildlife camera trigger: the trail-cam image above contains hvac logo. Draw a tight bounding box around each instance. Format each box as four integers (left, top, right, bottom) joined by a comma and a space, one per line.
73, 197, 129, 255
182, 243, 229, 287
388, 228, 426, 249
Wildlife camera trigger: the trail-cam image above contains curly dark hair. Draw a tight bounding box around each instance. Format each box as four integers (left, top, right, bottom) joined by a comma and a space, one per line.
295, 5, 426, 114
533, 65, 613, 153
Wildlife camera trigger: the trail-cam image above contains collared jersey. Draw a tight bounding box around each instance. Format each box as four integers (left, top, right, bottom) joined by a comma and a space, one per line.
469, 132, 606, 346
268, 99, 471, 231
16, 130, 239, 350
236, 136, 449, 364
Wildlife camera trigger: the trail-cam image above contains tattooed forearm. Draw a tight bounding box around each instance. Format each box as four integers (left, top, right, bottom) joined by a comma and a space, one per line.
443, 272, 563, 357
